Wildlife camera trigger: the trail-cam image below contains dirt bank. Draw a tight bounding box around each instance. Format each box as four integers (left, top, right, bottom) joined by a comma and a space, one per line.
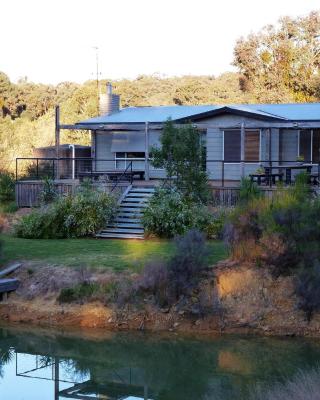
0, 261, 320, 336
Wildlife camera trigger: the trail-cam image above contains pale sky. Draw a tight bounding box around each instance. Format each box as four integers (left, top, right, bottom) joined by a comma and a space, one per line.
1, 0, 320, 84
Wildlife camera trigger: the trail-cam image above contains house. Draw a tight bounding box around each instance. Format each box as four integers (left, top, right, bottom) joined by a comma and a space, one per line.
64, 83, 320, 186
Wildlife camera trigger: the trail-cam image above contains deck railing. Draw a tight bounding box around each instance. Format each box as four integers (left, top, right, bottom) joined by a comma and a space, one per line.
15, 157, 320, 187
15, 157, 144, 182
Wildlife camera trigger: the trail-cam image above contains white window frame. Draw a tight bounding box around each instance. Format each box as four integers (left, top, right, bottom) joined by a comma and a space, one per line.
222, 129, 261, 164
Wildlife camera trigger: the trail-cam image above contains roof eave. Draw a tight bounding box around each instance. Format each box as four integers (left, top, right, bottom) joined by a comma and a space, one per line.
174, 107, 288, 123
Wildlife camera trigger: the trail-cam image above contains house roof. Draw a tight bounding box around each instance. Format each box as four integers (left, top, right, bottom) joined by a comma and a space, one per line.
76, 103, 320, 126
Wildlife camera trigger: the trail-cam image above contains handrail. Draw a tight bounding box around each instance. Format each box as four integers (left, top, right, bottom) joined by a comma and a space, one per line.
110, 161, 133, 193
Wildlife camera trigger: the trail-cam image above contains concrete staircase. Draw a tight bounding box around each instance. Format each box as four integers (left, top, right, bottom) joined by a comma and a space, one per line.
97, 186, 155, 239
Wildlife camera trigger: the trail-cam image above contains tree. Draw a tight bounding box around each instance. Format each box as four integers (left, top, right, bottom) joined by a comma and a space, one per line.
234, 11, 320, 102
151, 120, 209, 203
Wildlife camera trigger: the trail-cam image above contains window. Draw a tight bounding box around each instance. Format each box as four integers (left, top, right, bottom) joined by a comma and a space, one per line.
224, 130, 260, 162
299, 130, 312, 162
299, 130, 320, 163
313, 130, 320, 163
115, 152, 145, 169
224, 130, 241, 162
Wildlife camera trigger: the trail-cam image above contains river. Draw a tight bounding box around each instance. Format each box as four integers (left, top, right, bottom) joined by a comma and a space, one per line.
1, 325, 320, 399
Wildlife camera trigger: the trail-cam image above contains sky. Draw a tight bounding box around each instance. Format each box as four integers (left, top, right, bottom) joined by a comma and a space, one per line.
1, 0, 320, 85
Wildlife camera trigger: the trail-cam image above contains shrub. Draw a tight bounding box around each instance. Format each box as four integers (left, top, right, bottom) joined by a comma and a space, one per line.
14, 210, 50, 239
251, 367, 320, 400
58, 282, 100, 303
151, 120, 210, 203
136, 261, 169, 306
0, 171, 15, 203
168, 229, 209, 300
225, 179, 320, 278
239, 177, 261, 204
15, 183, 117, 238
225, 175, 320, 320
120, 229, 211, 308
1, 201, 18, 213
142, 188, 218, 238
0, 216, 3, 261
39, 177, 57, 204
295, 263, 320, 322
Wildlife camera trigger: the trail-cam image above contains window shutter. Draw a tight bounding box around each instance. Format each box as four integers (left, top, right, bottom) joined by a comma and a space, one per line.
245, 131, 260, 161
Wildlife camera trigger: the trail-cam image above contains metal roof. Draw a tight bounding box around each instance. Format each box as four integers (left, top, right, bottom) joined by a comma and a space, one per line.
76, 103, 320, 125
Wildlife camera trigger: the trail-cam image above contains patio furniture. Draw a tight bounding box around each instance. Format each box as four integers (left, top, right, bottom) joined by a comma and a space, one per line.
283, 165, 312, 185
78, 170, 145, 182
250, 168, 283, 186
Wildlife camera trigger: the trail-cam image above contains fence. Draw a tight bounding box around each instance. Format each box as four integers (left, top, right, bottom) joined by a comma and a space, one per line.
15, 181, 130, 208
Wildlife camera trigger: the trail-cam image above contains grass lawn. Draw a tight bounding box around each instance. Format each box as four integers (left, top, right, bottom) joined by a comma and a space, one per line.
0, 234, 227, 272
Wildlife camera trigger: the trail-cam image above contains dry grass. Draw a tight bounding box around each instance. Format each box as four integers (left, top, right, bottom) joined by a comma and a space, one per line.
252, 368, 320, 400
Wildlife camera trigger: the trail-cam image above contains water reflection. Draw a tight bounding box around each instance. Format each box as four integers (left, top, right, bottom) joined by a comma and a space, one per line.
1, 326, 320, 400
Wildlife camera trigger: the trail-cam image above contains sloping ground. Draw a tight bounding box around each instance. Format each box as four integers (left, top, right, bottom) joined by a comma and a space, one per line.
0, 261, 319, 336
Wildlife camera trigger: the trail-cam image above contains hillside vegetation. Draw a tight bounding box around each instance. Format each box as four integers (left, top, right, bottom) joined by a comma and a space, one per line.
1, 11, 320, 172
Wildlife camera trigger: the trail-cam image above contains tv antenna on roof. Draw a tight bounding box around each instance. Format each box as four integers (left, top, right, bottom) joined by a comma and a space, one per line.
92, 46, 101, 100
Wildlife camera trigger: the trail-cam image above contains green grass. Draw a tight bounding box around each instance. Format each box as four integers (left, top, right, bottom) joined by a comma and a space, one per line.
0, 234, 227, 272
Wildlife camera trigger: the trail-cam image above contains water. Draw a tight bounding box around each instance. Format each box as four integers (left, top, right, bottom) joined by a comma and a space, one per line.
1, 325, 320, 400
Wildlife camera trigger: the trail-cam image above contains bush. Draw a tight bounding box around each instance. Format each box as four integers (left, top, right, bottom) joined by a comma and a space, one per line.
142, 188, 219, 238
15, 182, 117, 238
225, 179, 320, 278
1, 201, 18, 213
58, 282, 100, 303
14, 210, 50, 239
168, 229, 209, 300
0, 171, 15, 203
151, 120, 210, 203
136, 261, 169, 306
0, 216, 3, 261
251, 367, 320, 400
225, 176, 320, 319
136, 229, 210, 307
39, 177, 57, 204
239, 177, 261, 204
295, 263, 320, 322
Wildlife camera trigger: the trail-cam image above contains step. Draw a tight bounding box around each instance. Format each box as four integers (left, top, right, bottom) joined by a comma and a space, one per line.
108, 222, 143, 229
126, 193, 154, 198
115, 216, 141, 222
97, 232, 144, 239
119, 207, 143, 213
101, 228, 144, 234
131, 187, 155, 191
123, 198, 149, 203
121, 202, 147, 208
117, 213, 143, 218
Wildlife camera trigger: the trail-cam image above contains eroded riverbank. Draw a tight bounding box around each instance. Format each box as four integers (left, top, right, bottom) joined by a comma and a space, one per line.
1, 261, 320, 337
